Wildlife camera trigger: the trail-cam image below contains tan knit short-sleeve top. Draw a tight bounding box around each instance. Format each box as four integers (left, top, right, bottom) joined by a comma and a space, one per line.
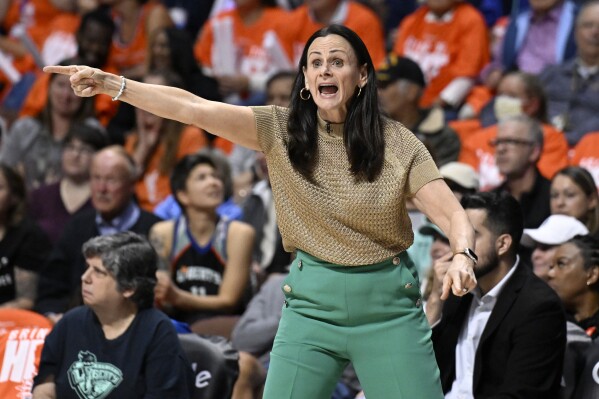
251, 105, 441, 266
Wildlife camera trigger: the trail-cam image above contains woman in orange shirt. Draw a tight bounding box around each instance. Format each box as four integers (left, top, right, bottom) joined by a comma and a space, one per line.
194, 0, 293, 104
125, 69, 205, 211
102, 0, 172, 79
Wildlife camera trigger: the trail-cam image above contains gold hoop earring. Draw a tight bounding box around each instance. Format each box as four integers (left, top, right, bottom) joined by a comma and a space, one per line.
357, 86, 362, 97
300, 88, 311, 100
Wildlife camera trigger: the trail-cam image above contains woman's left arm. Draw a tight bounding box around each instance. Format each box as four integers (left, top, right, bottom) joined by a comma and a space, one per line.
412, 179, 477, 299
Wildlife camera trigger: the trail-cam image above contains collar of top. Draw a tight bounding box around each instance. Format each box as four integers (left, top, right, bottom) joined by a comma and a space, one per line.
317, 113, 345, 139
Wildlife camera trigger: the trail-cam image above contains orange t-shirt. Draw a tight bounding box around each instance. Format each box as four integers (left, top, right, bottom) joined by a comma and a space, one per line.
570, 132, 599, 191
289, 2, 386, 67
125, 125, 233, 212
0, 1, 72, 90
459, 123, 569, 190
108, 1, 167, 74
3, 0, 65, 48
20, 65, 119, 126
0, 309, 52, 399
194, 7, 294, 79
393, 3, 490, 107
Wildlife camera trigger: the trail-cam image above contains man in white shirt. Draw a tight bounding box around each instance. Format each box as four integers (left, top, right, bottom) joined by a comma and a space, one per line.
429, 191, 567, 398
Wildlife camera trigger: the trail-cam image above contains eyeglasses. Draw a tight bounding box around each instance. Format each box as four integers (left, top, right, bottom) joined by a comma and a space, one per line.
64, 143, 95, 156
488, 138, 535, 148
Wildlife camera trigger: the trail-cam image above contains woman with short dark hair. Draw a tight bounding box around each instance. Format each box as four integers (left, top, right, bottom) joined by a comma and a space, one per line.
32, 232, 194, 399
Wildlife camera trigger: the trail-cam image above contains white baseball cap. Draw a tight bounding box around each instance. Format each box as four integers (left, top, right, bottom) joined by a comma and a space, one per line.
439, 162, 479, 190
521, 215, 589, 247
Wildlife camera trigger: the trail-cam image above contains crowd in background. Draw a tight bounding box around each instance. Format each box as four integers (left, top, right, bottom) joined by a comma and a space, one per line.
1, 0, 599, 398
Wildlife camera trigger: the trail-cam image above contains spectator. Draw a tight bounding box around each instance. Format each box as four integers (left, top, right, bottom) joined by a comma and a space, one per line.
459, 71, 569, 191
540, 0, 599, 146
377, 54, 461, 167
194, 0, 293, 104
549, 235, 599, 339
28, 122, 109, 244
230, 71, 296, 203
551, 166, 599, 237
430, 191, 567, 398
486, 0, 577, 87
392, 0, 489, 116
0, 0, 69, 109
288, 0, 386, 67
521, 214, 589, 281
147, 26, 221, 102
32, 232, 194, 398
0, 57, 100, 191
125, 69, 206, 212
35, 146, 161, 320
0, 164, 51, 309
153, 147, 242, 221
20, 7, 119, 127
104, 0, 173, 79
150, 153, 254, 331
570, 131, 599, 190
491, 115, 551, 228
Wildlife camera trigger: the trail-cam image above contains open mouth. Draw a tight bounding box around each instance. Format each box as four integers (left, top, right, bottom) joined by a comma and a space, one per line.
319, 84, 338, 95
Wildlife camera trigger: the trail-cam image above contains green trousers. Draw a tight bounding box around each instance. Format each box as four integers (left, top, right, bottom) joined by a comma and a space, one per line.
262, 250, 443, 399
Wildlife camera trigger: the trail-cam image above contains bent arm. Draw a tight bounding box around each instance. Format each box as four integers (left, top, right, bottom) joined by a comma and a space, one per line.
413, 179, 477, 298
413, 179, 473, 253
43, 66, 260, 150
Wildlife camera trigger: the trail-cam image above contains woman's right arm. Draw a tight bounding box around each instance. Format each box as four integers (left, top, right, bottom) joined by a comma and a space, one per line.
43, 65, 261, 151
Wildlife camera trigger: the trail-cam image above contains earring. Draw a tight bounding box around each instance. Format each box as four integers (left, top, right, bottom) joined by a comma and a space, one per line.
300, 87, 311, 100
357, 86, 362, 97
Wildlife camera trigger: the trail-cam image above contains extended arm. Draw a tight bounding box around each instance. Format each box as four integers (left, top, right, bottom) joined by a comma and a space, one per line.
43, 65, 260, 150
413, 179, 476, 299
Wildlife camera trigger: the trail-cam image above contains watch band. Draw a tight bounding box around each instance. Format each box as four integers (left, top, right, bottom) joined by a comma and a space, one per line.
454, 248, 478, 265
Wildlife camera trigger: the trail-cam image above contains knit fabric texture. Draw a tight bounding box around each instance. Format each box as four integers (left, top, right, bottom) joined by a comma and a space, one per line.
251, 105, 441, 266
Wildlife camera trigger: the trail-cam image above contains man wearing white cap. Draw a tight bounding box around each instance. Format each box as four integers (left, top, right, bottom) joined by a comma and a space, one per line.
521, 214, 589, 281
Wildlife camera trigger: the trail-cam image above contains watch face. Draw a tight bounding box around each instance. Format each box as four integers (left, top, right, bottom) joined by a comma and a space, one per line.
465, 248, 478, 261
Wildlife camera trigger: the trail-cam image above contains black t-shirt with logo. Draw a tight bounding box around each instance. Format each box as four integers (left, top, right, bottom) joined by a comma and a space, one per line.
33, 306, 194, 398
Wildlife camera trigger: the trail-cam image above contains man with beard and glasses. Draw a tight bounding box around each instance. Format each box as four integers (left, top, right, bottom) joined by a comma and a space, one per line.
428, 191, 567, 398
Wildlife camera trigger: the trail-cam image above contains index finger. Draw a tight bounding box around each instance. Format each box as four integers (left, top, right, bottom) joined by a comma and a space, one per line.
43, 65, 79, 76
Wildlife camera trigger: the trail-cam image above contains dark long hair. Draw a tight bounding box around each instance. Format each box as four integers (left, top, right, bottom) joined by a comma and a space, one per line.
147, 27, 222, 102
0, 164, 26, 227
287, 24, 384, 183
